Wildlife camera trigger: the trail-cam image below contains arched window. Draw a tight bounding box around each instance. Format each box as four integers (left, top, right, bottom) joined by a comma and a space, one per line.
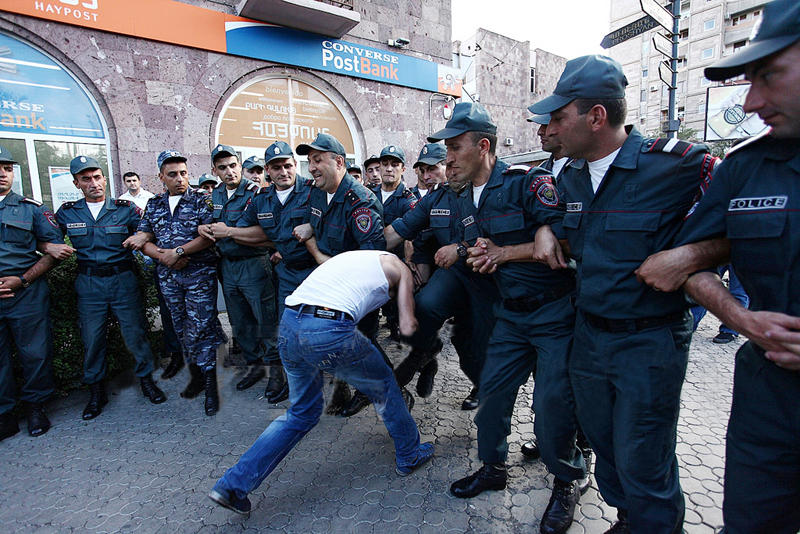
0, 32, 113, 210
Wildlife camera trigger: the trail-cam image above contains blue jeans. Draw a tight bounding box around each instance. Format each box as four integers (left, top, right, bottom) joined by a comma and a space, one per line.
691, 265, 749, 334
213, 306, 421, 499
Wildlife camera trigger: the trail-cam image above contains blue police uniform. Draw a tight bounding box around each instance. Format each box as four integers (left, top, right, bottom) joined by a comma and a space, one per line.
138, 188, 225, 371
550, 129, 711, 531
379, 181, 416, 256
211, 178, 279, 366
238, 177, 316, 318
456, 159, 584, 484
675, 132, 800, 533
0, 192, 61, 414
56, 198, 155, 384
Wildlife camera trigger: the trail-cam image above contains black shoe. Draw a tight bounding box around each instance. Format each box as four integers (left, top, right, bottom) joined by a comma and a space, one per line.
140, 374, 167, 404
181, 363, 205, 399
521, 437, 541, 459
450, 463, 507, 498
82, 382, 108, 420
27, 403, 51, 437
325, 379, 351, 415
161, 351, 184, 380
401, 387, 415, 411
265, 365, 289, 403
604, 510, 629, 534
540, 479, 578, 534
712, 332, 736, 344
208, 488, 251, 516
461, 386, 479, 411
416, 360, 438, 398
230, 338, 243, 355
204, 368, 219, 416
340, 391, 371, 417
0, 411, 19, 441
236, 365, 265, 391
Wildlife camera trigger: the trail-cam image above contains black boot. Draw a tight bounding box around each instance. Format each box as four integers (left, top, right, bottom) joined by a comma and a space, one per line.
236, 364, 266, 391
461, 386, 479, 411
180, 363, 205, 399
140, 374, 167, 404
604, 510, 630, 533
450, 463, 507, 498
0, 411, 19, 441
27, 402, 50, 437
161, 351, 184, 380
265, 365, 288, 403
416, 360, 438, 398
521, 437, 541, 459
540, 479, 578, 534
204, 368, 219, 416
82, 382, 108, 420
325, 379, 351, 415
340, 390, 371, 417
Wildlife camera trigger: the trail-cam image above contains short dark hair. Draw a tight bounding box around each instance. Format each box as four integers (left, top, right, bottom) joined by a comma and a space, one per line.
122, 171, 139, 180
467, 131, 497, 155
574, 98, 627, 128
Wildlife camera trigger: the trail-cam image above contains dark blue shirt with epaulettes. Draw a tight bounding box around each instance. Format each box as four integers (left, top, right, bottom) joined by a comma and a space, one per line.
137, 188, 216, 265
552, 127, 711, 319
457, 159, 573, 301
309, 172, 386, 256
239, 177, 316, 269
0, 192, 63, 276
676, 131, 800, 317
55, 197, 140, 267
211, 178, 261, 258
392, 183, 462, 249
380, 181, 417, 227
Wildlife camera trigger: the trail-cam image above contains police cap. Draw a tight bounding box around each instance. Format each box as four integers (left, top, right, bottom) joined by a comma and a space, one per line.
211, 144, 238, 162
243, 156, 265, 170
363, 154, 381, 168
198, 173, 219, 187
70, 155, 102, 175
380, 145, 406, 164
413, 143, 447, 168
428, 102, 497, 142
347, 164, 362, 174
526, 114, 551, 125
157, 150, 187, 170
705, 0, 800, 81
0, 144, 18, 164
528, 55, 628, 115
264, 141, 295, 164
296, 133, 346, 157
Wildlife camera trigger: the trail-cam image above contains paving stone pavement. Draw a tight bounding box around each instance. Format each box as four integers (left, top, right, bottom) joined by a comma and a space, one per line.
0, 312, 737, 533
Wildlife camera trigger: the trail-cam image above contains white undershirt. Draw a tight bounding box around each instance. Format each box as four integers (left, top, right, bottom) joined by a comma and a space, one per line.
417, 188, 428, 198
552, 157, 569, 179
326, 192, 335, 205
276, 188, 292, 205
587, 148, 621, 193
472, 182, 487, 208
226, 188, 236, 199
87, 201, 104, 220
168, 195, 181, 214
380, 189, 393, 203
0, 194, 6, 203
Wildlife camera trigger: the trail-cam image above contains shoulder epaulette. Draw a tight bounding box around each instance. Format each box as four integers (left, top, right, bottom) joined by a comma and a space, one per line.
114, 199, 132, 207
504, 164, 531, 175
345, 189, 362, 205
643, 137, 694, 157
724, 130, 771, 159
246, 183, 259, 192
401, 188, 415, 199
21, 197, 43, 207
255, 186, 268, 196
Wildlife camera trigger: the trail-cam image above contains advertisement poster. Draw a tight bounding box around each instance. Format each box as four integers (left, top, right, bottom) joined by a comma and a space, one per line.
49, 165, 81, 211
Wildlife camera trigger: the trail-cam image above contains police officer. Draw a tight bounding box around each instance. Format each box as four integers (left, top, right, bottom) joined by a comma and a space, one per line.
200, 145, 279, 396
635, 3, 800, 531
56, 156, 166, 420
347, 164, 362, 184
124, 150, 226, 416
529, 56, 713, 533
527, 114, 570, 179
215, 141, 315, 403
242, 156, 266, 187
363, 154, 382, 189
0, 144, 62, 439
198, 173, 219, 194
291, 133, 391, 417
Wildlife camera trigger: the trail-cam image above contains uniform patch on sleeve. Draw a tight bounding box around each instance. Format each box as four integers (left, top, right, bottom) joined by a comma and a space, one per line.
204, 196, 214, 210
353, 208, 373, 233
43, 210, 58, 228
530, 175, 559, 206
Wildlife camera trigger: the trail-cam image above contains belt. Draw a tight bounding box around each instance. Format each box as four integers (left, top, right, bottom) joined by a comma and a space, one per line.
283, 258, 317, 270
77, 261, 134, 277
288, 304, 354, 322
502, 281, 574, 313
583, 310, 686, 333
223, 255, 262, 262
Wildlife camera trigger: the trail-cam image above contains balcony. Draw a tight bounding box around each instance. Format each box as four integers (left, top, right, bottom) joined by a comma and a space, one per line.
237, 0, 361, 38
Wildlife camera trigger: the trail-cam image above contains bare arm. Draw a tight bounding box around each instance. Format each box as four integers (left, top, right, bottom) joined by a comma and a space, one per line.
531, 225, 569, 270
636, 238, 730, 292
467, 238, 536, 274
0, 254, 57, 299
208, 223, 274, 248
304, 237, 331, 265
384, 225, 404, 251
38, 241, 75, 260
123, 231, 155, 251
381, 254, 417, 337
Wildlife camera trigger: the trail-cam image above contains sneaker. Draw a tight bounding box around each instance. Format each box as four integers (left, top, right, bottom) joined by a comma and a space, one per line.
208, 488, 251, 516
396, 442, 434, 476
712, 332, 736, 344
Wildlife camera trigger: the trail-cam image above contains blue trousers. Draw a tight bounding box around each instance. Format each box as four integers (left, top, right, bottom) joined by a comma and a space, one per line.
76, 271, 155, 384
0, 279, 54, 414
475, 295, 584, 483
273, 262, 315, 319
213, 307, 421, 498
220, 256, 279, 365
722, 342, 800, 534
570, 310, 691, 533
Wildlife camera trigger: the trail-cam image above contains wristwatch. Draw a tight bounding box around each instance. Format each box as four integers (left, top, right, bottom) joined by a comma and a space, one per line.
456, 243, 468, 258
175, 246, 185, 256
19, 275, 30, 289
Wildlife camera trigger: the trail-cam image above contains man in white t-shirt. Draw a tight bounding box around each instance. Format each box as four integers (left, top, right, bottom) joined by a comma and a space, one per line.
209, 250, 434, 515
118, 172, 154, 211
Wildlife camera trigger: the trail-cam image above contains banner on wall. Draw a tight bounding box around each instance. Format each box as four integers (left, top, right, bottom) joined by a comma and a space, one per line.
49, 165, 82, 211
704, 85, 768, 141
2, 0, 462, 97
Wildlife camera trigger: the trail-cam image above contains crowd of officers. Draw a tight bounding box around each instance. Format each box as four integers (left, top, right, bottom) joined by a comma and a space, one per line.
1, 1, 799, 531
